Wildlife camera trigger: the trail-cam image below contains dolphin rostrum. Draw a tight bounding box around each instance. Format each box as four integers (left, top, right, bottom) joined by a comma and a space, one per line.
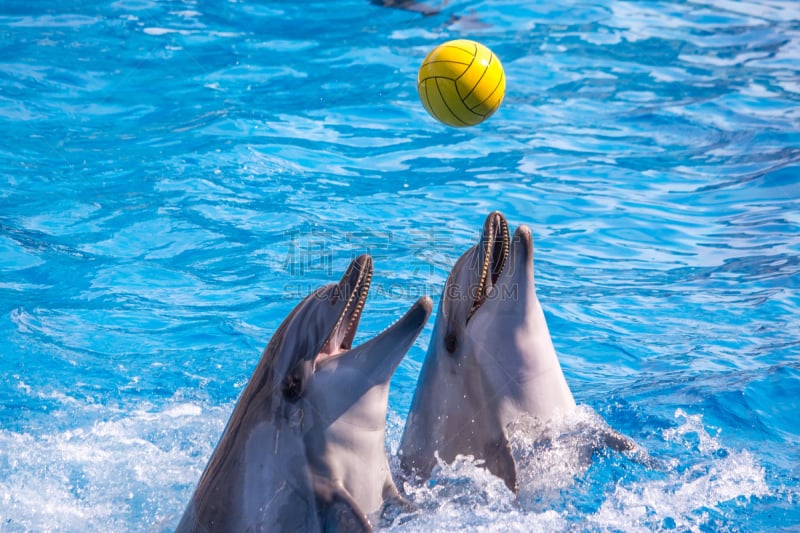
398, 212, 634, 493
178, 255, 432, 532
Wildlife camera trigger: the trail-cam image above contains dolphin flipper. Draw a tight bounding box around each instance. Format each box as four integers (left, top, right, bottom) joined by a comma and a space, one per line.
483, 436, 518, 494
379, 486, 417, 525
599, 426, 636, 452
314, 477, 373, 533
321, 500, 371, 533
598, 427, 664, 470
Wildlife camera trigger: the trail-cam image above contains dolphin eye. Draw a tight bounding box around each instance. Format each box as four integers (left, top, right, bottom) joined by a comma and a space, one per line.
444, 332, 458, 354
282, 369, 303, 402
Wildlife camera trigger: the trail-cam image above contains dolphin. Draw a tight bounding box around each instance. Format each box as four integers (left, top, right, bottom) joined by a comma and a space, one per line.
398, 212, 634, 493
370, 0, 488, 28
370, 0, 446, 16
177, 255, 432, 532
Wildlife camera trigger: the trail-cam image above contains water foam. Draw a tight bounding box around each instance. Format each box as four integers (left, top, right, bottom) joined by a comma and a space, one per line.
0, 395, 774, 532
587, 409, 769, 531
0, 394, 230, 532
384, 407, 769, 532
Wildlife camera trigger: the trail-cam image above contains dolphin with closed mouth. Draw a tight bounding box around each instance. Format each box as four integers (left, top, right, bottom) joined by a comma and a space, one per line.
398, 212, 635, 493
177, 255, 432, 532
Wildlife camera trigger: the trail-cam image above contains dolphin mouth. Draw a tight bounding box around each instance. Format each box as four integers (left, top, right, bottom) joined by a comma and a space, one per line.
320, 254, 373, 358
469, 211, 510, 320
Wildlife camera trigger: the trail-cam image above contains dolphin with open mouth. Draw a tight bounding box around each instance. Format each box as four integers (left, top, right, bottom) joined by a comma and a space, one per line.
177, 255, 432, 532
398, 212, 635, 493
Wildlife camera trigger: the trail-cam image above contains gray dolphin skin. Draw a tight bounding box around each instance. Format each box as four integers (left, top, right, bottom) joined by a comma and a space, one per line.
398, 212, 633, 493
177, 255, 432, 532
370, 0, 444, 16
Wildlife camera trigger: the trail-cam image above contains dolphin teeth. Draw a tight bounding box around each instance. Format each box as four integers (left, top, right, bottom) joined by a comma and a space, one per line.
491, 216, 510, 285
321, 258, 373, 357
369, 296, 429, 341
341, 268, 372, 348
469, 212, 510, 320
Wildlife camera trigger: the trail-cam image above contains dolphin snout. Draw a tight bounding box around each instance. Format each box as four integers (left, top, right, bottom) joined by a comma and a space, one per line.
512, 225, 533, 263
410, 295, 434, 326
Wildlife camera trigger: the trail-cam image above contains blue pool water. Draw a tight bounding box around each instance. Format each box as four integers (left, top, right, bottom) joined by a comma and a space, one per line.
1, 0, 799, 530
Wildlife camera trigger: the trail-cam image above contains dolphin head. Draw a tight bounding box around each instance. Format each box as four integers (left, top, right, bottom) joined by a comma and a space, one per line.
436, 211, 511, 357
300, 266, 432, 522
262, 253, 432, 432
467, 220, 575, 417
184, 255, 431, 532
434, 212, 574, 418
259, 254, 432, 519
399, 212, 575, 495
259, 254, 377, 412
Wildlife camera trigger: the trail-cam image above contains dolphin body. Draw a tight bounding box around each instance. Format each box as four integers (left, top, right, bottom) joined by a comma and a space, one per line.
398, 212, 633, 493
178, 255, 432, 532
370, 0, 444, 16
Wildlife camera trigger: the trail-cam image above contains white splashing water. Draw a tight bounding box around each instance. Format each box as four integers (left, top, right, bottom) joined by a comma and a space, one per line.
0, 398, 768, 532
383, 406, 769, 532
384, 452, 567, 533
585, 409, 769, 532
0, 392, 230, 532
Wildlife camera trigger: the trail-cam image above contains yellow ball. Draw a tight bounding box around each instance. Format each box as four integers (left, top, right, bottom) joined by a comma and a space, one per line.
417, 39, 505, 127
